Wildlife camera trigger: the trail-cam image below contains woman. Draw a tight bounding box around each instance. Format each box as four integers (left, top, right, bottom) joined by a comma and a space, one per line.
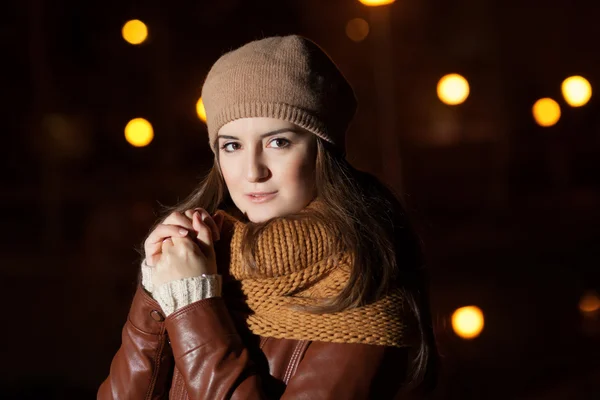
99, 35, 438, 399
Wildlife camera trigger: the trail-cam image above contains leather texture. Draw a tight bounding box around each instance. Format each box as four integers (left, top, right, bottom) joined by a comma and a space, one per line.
98, 285, 411, 399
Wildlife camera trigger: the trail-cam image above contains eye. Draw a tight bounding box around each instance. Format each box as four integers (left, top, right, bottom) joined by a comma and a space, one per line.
220, 142, 240, 152
269, 138, 291, 149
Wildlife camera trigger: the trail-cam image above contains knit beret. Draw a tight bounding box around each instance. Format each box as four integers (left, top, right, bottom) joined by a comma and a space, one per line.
201, 35, 357, 155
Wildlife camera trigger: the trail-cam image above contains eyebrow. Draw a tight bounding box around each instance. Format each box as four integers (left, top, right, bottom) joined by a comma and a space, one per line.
217, 128, 298, 141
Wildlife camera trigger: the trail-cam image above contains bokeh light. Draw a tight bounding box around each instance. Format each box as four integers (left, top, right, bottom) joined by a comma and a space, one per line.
532, 98, 561, 127
358, 0, 396, 6
561, 76, 592, 107
452, 306, 484, 339
346, 18, 370, 42
437, 74, 470, 105
125, 118, 154, 147
579, 291, 600, 315
196, 98, 207, 123
122, 20, 148, 45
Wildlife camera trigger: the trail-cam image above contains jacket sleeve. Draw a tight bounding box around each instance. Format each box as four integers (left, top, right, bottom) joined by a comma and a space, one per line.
165, 297, 411, 400
165, 297, 267, 399
98, 284, 174, 400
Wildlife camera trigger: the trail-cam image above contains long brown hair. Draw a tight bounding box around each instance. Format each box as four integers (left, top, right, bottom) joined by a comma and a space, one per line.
156, 138, 438, 392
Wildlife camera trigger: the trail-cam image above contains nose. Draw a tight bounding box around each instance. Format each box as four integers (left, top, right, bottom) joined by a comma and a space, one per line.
246, 147, 270, 182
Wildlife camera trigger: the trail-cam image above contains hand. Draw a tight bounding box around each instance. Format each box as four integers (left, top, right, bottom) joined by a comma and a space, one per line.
143, 209, 223, 267
152, 209, 223, 287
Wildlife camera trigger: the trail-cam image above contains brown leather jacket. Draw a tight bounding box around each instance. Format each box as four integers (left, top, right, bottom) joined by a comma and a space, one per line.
98, 284, 413, 399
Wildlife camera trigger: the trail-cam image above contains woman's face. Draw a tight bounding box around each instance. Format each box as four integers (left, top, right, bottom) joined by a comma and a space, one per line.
217, 117, 318, 223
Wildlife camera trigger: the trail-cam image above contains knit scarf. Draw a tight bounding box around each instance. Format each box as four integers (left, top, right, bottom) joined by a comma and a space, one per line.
215, 203, 411, 348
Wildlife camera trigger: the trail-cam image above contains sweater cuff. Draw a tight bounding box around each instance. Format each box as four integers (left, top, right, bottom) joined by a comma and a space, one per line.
155, 275, 222, 316
141, 259, 154, 293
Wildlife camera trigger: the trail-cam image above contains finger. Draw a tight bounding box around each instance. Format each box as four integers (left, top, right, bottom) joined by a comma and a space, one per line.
147, 224, 189, 245
162, 212, 194, 231
192, 211, 213, 246
186, 209, 219, 242
171, 235, 195, 250
195, 208, 220, 242
161, 237, 174, 253
145, 224, 189, 262
170, 236, 208, 263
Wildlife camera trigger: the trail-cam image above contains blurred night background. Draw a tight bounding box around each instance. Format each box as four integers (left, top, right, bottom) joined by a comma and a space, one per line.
3, 0, 600, 398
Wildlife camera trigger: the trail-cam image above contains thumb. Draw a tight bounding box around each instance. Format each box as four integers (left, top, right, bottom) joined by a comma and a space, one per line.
192, 211, 214, 247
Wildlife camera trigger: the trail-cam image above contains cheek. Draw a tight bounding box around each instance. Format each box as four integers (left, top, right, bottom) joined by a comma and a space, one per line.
219, 159, 239, 190
279, 154, 314, 190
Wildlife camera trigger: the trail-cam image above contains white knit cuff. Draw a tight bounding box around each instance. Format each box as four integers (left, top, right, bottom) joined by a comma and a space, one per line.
140, 260, 154, 293
155, 275, 222, 316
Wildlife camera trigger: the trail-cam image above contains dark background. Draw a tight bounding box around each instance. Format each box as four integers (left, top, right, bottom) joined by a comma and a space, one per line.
2, 0, 600, 398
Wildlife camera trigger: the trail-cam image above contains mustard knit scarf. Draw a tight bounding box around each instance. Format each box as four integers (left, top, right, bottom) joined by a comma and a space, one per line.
216, 205, 411, 348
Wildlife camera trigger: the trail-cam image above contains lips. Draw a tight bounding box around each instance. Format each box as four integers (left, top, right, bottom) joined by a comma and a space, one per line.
245, 192, 277, 203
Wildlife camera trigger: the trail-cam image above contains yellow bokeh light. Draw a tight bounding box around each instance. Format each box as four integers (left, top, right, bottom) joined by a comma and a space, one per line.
125, 118, 154, 147
532, 98, 561, 127
122, 19, 148, 45
358, 0, 396, 6
346, 18, 370, 42
579, 291, 600, 314
452, 306, 484, 339
196, 98, 207, 123
561, 76, 592, 107
437, 74, 470, 105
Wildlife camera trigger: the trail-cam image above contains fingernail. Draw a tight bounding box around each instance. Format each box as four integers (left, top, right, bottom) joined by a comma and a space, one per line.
179, 228, 188, 235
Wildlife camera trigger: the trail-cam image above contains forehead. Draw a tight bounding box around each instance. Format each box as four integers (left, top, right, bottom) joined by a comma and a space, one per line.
218, 117, 298, 137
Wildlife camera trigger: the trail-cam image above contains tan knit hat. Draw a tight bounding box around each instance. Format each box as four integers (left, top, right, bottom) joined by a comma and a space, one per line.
201, 35, 357, 155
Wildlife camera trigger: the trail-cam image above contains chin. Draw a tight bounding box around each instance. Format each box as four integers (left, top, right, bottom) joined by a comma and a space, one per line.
245, 207, 282, 223
241, 200, 293, 223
